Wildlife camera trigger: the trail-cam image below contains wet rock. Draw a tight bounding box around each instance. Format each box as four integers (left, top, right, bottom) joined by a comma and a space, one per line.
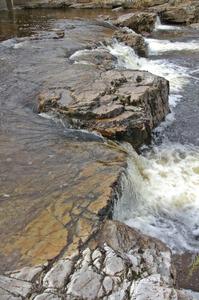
38, 69, 169, 150
160, 2, 199, 24
64, 220, 175, 299
173, 252, 199, 292
113, 28, 148, 57
113, 12, 157, 34
69, 48, 117, 70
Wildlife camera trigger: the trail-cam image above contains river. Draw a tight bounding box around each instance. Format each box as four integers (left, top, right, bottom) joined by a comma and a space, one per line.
0, 7, 199, 273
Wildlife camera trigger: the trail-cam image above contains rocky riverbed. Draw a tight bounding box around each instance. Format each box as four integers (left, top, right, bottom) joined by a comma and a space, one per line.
0, 1, 199, 299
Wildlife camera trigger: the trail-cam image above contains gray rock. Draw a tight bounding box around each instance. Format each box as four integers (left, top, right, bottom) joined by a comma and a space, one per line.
9, 265, 42, 282
43, 259, 73, 289
67, 266, 102, 299
160, 2, 199, 24
33, 292, 62, 300
104, 248, 125, 276
130, 274, 178, 300
0, 275, 32, 298
0, 287, 22, 300
70, 48, 116, 70
113, 28, 147, 57
38, 69, 169, 150
103, 276, 113, 294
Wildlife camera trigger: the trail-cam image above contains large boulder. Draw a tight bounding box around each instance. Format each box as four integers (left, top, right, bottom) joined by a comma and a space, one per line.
113, 28, 148, 57
160, 2, 199, 24
113, 12, 157, 34
38, 67, 169, 150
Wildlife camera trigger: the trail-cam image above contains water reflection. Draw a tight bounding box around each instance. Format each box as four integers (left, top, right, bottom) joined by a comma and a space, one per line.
0, 8, 117, 41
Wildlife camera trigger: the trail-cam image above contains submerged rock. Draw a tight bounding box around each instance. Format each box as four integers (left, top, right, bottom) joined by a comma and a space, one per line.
113, 12, 157, 34
69, 48, 117, 70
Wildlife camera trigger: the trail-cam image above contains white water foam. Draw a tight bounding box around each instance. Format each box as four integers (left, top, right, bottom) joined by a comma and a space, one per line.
154, 16, 181, 31
114, 143, 199, 252
0, 38, 27, 49
109, 39, 199, 252
146, 38, 199, 55
107, 41, 189, 93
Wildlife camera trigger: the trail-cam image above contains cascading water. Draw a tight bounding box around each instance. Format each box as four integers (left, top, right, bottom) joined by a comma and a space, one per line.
146, 38, 199, 55
109, 27, 199, 252
154, 16, 181, 31
114, 142, 199, 252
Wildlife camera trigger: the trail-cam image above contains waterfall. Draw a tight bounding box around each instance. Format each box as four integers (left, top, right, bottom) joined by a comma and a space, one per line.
154, 16, 180, 31
107, 41, 189, 93
113, 142, 199, 253
146, 38, 199, 55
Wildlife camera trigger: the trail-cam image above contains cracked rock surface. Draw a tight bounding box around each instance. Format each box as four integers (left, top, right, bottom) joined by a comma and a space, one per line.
1, 220, 198, 299
38, 66, 169, 150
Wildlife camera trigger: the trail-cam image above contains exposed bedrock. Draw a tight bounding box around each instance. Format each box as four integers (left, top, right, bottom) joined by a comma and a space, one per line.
1, 220, 199, 299
113, 12, 157, 34
38, 66, 169, 150
113, 28, 148, 57
159, 1, 199, 24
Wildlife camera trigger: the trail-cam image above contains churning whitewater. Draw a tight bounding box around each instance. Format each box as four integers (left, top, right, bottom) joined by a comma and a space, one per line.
111, 26, 199, 252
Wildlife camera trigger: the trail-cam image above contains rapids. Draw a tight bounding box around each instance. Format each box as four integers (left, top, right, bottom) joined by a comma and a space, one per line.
112, 20, 199, 252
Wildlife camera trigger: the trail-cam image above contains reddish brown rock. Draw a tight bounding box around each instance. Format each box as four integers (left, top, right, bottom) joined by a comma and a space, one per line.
173, 252, 199, 292
38, 69, 169, 150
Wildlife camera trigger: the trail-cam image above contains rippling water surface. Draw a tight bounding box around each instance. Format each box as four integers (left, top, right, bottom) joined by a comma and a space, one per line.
1, 8, 199, 260
112, 21, 199, 252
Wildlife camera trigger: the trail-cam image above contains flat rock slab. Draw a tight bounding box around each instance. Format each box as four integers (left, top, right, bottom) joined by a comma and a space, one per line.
0, 18, 127, 273
0, 275, 32, 298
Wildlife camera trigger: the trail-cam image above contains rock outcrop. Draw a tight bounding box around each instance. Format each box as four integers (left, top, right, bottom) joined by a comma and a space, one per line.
38, 66, 169, 149
160, 1, 199, 24
113, 12, 157, 34
113, 28, 148, 57
2, 220, 199, 299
